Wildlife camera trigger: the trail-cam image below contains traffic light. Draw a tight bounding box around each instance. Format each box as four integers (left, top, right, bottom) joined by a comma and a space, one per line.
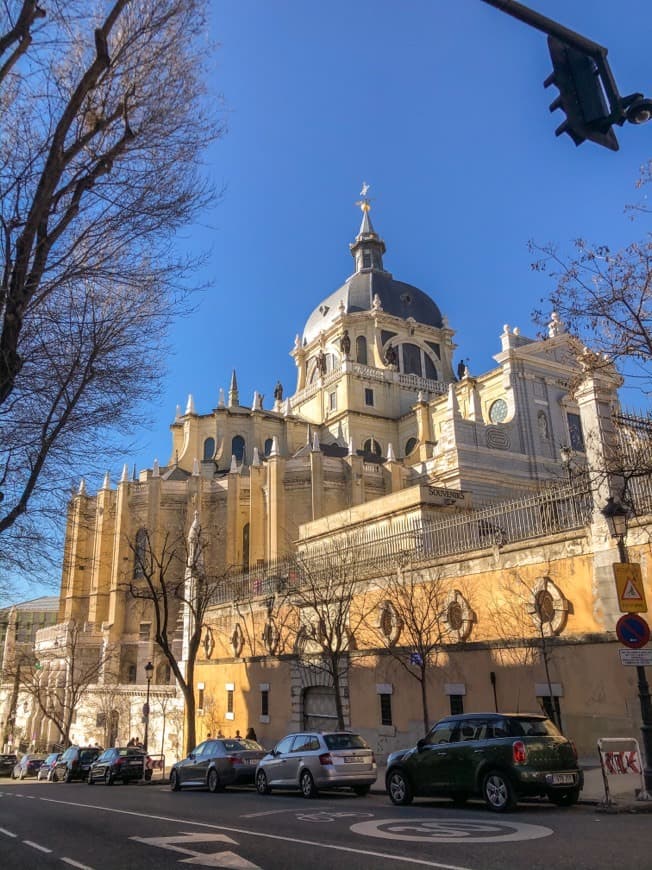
544, 36, 619, 151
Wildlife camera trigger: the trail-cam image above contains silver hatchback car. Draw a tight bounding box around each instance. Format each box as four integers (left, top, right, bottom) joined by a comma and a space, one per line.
255, 731, 377, 798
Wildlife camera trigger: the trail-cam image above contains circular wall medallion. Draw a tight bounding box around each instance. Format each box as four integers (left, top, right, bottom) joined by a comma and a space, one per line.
445, 590, 476, 642
489, 398, 508, 423
377, 600, 402, 645
528, 577, 569, 637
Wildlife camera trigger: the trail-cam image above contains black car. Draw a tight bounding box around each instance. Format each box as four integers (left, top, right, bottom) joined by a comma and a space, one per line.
12, 754, 45, 779
52, 746, 103, 782
87, 747, 146, 785
170, 738, 267, 792
0, 754, 17, 777
385, 713, 583, 812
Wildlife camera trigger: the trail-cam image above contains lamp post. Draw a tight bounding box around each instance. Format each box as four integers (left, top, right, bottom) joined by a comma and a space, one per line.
559, 446, 573, 483
602, 497, 652, 794
143, 661, 154, 753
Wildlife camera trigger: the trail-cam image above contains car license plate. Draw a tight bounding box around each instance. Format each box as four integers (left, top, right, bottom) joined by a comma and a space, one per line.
551, 774, 574, 785
129, 760, 141, 765
344, 756, 357, 763
246, 759, 257, 765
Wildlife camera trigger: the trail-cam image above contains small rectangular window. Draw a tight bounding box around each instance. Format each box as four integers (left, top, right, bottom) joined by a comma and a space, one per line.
329, 391, 337, 411
198, 687, 204, 711
227, 688, 234, 715
139, 622, 151, 641
379, 693, 393, 726
449, 694, 464, 716
365, 388, 374, 406
261, 689, 269, 717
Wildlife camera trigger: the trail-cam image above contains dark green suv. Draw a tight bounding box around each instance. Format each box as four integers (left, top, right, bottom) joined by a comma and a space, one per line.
385, 713, 583, 812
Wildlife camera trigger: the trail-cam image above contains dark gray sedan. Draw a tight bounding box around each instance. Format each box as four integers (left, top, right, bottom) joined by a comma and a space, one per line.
170, 738, 266, 792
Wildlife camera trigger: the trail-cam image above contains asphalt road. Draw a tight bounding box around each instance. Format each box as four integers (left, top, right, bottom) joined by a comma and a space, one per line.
0, 777, 649, 870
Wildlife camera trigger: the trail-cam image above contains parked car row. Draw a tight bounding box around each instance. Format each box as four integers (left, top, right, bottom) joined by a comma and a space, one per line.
169, 713, 582, 812
3, 713, 583, 812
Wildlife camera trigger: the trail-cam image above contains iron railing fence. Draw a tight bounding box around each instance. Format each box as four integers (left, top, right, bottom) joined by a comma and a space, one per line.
614, 412, 652, 515
211, 482, 593, 605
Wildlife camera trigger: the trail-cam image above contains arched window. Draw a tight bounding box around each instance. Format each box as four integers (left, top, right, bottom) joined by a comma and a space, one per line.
363, 438, 382, 457
264, 437, 274, 457
424, 355, 438, 380
133, 527, 148, 579
231, 435, 245, 463
203, 437, 215, 460
405, 437, 418, 456
242, 523, 250, 572
356, 335, 367, 365
402, 343, 422, 376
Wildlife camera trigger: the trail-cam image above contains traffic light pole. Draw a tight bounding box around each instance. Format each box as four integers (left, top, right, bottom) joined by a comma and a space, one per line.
479, 0, 651, 147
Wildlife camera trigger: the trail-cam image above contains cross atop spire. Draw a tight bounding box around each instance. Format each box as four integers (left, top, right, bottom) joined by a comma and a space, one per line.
350, 182, 385, 272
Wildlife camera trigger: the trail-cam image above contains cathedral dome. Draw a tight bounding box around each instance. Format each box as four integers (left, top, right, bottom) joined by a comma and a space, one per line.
302, 192, 444, 345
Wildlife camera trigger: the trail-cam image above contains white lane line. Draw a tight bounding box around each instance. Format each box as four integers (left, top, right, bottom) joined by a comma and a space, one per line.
37, 797, 475, 870
24, 839, 53, 853
62, 858, 96, 869
0, 827, 17, 837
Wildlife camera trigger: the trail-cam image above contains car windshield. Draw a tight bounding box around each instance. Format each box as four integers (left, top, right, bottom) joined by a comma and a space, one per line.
510, 717, 561, 737
117, 748, 144, 757
79, 749, 99, 762
324, 733, 369, 750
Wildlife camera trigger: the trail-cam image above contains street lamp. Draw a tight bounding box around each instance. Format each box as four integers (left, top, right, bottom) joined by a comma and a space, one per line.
559, 446, 573, 483
143, 661, 154, 753
601, 497, 652, 795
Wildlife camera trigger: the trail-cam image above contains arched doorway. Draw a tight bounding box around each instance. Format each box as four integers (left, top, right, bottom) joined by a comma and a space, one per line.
302, 686, 337, 731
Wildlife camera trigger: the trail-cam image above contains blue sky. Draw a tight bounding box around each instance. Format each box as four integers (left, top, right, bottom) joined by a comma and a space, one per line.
95, 0, 652, 484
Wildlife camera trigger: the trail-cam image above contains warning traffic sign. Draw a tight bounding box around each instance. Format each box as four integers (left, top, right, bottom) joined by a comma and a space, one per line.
614, 563, 648, 613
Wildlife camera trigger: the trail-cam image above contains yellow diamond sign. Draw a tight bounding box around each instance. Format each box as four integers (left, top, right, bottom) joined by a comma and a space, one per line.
614, 563, 648, 613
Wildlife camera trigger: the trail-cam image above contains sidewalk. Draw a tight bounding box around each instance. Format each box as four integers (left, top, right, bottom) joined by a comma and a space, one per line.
371, 759, 652, 812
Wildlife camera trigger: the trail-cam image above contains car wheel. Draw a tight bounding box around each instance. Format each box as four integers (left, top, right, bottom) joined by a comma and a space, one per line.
51, 770, 58, 783
207, 768, 221, 794
256, 769, 270, 795
104, 769, 113, 786
482, 770, 516, 812
353, 785, 370, 797
18, 770, 24, 780
64, 769, 74, 784
387, 769, 413, 806
300, 770, 317, 799
170, 770, 181, 792
549, 786, 580, 807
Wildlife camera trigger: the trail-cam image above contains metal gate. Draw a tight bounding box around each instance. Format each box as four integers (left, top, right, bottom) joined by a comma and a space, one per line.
302, 686, 338, 731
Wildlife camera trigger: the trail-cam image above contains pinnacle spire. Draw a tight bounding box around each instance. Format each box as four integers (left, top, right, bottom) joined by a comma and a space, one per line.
228, 370, 239, 408
350, 182, 386, 273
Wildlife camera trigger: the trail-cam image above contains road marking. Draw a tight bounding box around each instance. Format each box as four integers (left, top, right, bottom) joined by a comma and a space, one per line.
350, 818, 553, 844
131, 832, 261, 868
62, 859, 96, 870
23, 839, 53, 852
0, 827, 17, 837
37, 798, 477, 869
240, 809, 296, 818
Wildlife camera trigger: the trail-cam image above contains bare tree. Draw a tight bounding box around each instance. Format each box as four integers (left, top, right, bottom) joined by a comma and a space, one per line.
487, 570, 564, 730
0, 1, 222, 574
10, 618, 114, 748
368, 564, 470, 735
531, 160, 651, 392
126, 518, 228, 756
283, 541, 374, 731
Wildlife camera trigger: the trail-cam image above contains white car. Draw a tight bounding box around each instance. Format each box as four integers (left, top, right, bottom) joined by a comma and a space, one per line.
255, 731, 377, 798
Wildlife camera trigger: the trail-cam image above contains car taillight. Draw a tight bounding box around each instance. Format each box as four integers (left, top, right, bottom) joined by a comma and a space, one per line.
115, 758, 124, 766
71, 760, 78, 767
318, 753, 333, 766
512, 740, 527, 764
226, 756, 243, 766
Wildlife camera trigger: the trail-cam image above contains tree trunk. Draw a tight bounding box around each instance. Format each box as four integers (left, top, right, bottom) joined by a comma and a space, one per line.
331, 659, 346, 731
420, 670, 430, 736
181, 681, 196, 756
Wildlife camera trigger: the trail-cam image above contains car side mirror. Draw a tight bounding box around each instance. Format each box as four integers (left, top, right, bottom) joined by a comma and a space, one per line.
188, 753, 195, 760
416, 738, 427, 752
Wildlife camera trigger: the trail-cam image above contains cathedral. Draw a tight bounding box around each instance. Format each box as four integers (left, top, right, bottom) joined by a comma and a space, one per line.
3, 192, 651, 761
